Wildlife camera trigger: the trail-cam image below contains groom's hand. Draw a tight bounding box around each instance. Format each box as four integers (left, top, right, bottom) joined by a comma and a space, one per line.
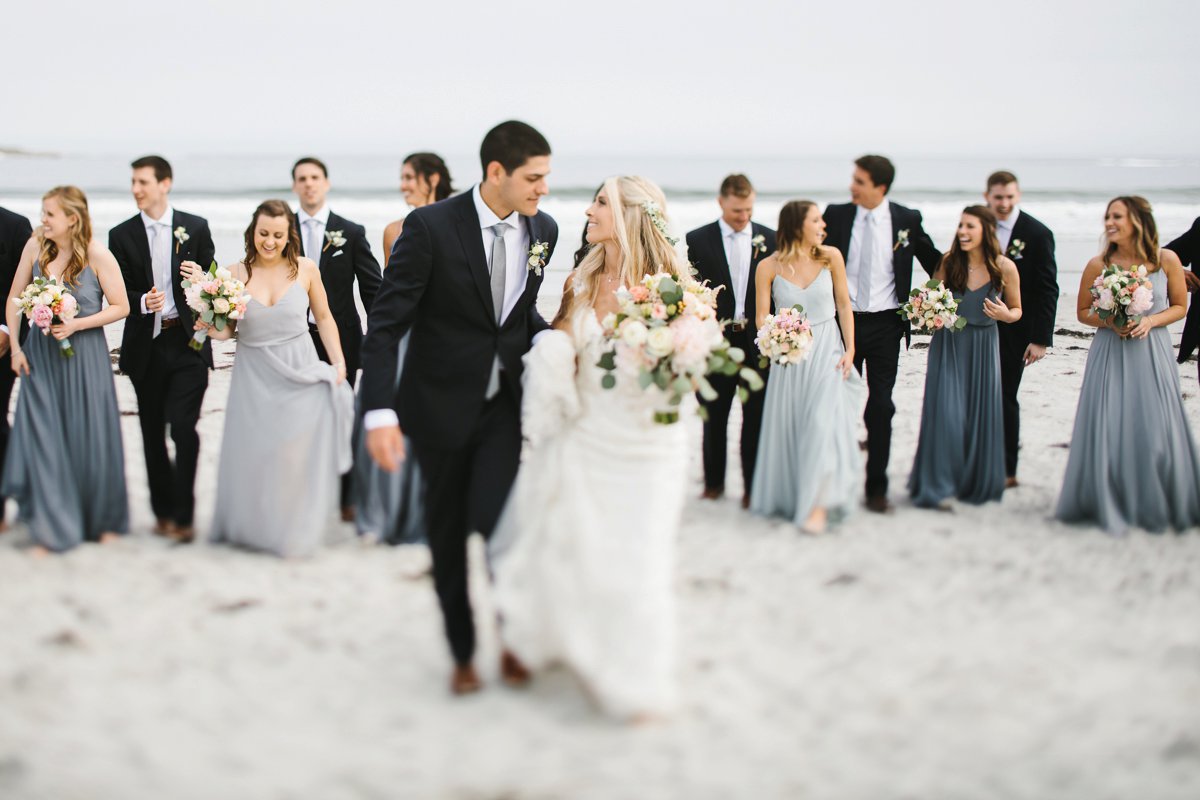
367, 426, 406, 472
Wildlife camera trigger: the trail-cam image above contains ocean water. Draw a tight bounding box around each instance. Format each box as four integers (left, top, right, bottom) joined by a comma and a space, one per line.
2, 152, 1198, 290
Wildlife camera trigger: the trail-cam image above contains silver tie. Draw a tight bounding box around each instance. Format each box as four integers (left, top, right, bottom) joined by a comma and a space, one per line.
306, 218, 322, 263
729, 231, 747, 321
856, 213, 875, 312
150, 223, 170, 338
485, 223, 508, 399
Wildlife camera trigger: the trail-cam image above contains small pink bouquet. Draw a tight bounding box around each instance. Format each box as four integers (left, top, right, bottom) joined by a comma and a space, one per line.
182, 262, 250, 351
1090, 264, 1154, 330
14, 275, 80, 357
596, 272, 762, 424
755, 305, 814, 367
900, 280, 967, 333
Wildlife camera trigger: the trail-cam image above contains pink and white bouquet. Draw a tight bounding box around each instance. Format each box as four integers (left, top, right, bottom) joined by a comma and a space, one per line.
900, 280, 967, 333
1090, 263, 1154, 330
14, 275, 80, 357
182, 262, 250, 351
596, 272, 762, 424
755, 305, 814, 367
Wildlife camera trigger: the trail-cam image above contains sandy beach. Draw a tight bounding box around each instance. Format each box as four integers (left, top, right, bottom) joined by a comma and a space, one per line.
1, 289, 1199, 800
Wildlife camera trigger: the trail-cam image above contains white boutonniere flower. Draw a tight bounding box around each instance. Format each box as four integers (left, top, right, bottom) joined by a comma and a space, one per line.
893, 229, 910, 252
173, 226, 189, 253
527, 240, 550, 276
1008, 239, 1026, 260
323, 230, 347, 251
751, 234, 767, 256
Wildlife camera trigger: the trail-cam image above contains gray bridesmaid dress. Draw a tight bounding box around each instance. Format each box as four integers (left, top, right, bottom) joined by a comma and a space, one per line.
351, 335, 425, 544
1056, 268, 1200, 534
751, 271, 863, 525
211, 282, 354, 557
1, 262, 128, 550
908, 282, 1006, 507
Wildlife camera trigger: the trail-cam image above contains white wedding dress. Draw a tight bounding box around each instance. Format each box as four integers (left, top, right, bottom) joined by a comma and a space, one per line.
491, 306, 689, 717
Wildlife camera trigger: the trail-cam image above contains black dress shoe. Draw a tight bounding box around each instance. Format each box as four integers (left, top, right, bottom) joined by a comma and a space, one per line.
865, 495, 895, 514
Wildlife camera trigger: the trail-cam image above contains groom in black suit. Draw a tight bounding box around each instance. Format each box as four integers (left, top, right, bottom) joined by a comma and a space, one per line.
984, 171, 1058, 486
0, 206, 33, 529
824, 155, 941, 513
1168, 215, 1200, 381
110, 156, 215, 542
686, 174, 775, 507
361, 121, 557, 694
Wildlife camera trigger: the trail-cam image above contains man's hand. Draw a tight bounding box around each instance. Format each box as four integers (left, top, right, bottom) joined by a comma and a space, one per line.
1023, 343, 1047, 366
366, 426, 406, 473
1184, 270, 1200, 292
145, 287, 166, 313
0, 330, 10, 358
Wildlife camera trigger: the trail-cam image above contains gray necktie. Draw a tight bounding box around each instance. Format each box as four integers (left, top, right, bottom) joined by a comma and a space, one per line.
729, 231, 748, 320
305, 218, 321, 263
856, 213, 875, 312
150, 223, 169, 337
485, 223, 508, 399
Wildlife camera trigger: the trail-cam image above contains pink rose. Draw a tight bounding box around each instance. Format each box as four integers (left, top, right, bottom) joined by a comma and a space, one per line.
201, 280, 220, 295
31, 304, 53, 329
932, 316, 945, 329
630, 285, 650, 303
57, 294, 78, 318
651, 303, 668, 320
1128, 285, 1153, 316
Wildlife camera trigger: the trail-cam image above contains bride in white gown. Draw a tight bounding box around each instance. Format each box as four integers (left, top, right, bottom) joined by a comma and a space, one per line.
491, 176, 690, 719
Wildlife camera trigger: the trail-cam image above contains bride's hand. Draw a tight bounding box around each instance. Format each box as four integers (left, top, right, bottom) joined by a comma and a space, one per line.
836, 351, 854, 379
180, 261, 206, 283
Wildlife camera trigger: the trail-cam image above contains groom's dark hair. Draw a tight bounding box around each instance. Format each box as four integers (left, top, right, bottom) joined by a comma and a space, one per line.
480, 121, 551, 176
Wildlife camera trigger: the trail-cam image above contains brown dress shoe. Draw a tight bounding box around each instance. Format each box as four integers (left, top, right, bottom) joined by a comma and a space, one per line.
1005, 477, 1019, 489
701, 488, 723, 500
340, 506, 356, 523
500, 649, 532, 687
153, 518, 174, 537
450, 664, 482, 695
865, 495, 895, 514
741, 494, 751, 510
170, 526, 195, 544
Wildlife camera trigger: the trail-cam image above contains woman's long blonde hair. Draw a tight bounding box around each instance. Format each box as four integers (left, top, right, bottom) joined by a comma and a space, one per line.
1103, 196, 1160, 271
37, 186, 92, 287
563, 176, 686, 319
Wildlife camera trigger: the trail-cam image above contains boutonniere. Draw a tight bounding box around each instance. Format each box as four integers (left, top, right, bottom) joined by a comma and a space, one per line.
173, 226, 189, 253
751, 234, 767, 256
1008, 239, 1026, 260
527, 240, 550, 276
323, 230, 347, 251
893, 229, 910, 252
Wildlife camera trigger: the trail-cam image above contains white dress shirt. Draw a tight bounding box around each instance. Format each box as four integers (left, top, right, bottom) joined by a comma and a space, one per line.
297, 204, 331, 260
718, 218, 753, 321
846, 201, 896, 312
140, 206, 179, 329
995, 207, 1020, 251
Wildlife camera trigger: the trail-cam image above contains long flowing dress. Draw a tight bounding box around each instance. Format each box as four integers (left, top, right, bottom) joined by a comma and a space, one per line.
1056, 268, 1200, 534
751, 271, 863, 524
490, 307, 689, 718
351, 334, 424, 544
1, 262, 128, 550
908, 283, 1006, 507
211, 282, 354, 556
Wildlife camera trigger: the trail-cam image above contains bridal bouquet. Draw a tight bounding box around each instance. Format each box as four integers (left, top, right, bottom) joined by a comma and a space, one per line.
1090, 264, 1154, 330
900, 280, 967, 333
14, 276, 80, 357
755, 305, 814, 367
182, 261, 251, 351
596, 272, 762, 424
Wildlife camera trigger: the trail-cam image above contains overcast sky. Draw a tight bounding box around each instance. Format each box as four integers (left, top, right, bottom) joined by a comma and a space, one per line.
3, 0, 1197, 158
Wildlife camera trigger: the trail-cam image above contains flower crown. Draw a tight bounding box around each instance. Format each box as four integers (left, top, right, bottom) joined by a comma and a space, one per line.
642, 201, 679, 246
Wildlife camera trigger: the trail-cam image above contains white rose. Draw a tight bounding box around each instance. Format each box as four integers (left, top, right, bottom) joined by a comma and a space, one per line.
646, 326, 675, 357
620, 319, 649, 347
215, 267, 232, 281
527, 255, 540, 268
38, 291, 54, 306
212, 297, 231, 314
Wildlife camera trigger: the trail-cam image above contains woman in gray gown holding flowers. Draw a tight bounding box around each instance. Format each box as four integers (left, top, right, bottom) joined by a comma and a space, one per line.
193, 200, 354, 557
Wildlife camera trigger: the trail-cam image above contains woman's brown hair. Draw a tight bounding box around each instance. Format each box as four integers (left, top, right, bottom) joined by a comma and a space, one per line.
775, 200, 830, 270
243, 199, 302, 280
37, 186, 92, 287
1103, 196, 1159, 271
940, 205, 1003, 293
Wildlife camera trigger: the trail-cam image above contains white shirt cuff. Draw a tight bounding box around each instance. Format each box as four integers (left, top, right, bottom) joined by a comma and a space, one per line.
141, 293, 150, 314
0, 324, 8, 335
364, 409, 400, 430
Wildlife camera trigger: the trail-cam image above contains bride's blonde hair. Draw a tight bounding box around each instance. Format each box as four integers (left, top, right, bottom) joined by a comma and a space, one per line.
562, 176, 686, 320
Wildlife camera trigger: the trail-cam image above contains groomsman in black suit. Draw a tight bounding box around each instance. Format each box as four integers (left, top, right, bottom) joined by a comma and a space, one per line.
984, 171, 1059, 487
291, 157, 383, 520
823, 155, 941, 513
1168, 215, 1200, 381
361, 121, 556, 695
0, 206, 33, 529
686, 174, 776, 507
110, 156, 214, 542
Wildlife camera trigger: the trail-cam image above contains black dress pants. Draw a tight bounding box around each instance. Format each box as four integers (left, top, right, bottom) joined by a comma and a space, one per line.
853, 310, 906, 498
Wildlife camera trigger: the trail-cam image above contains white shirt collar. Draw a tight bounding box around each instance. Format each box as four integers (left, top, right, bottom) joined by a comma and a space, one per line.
856, 200, 890, 224
297, 205, 330, 226
141, 206, 174, 228
473, 184, 519, 231
996, 207, 1020, 229
718, 218, 751, 238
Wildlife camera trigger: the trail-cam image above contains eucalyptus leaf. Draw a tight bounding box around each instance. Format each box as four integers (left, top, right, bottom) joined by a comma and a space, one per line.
600, 374, 616, 390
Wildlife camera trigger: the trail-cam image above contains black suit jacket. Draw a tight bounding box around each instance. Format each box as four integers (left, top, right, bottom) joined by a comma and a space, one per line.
110, 209, 215, 381
360, 191, 557, 448
686, 220, 777, 328
0, 207, 33, 313
1001, 210, 1058, 348
822, 200, 941, 307
298, 211, 382, 373
1168, 216, 1200, 362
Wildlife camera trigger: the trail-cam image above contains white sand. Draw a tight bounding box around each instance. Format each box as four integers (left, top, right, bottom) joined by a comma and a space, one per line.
1, 292, 1199, 800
